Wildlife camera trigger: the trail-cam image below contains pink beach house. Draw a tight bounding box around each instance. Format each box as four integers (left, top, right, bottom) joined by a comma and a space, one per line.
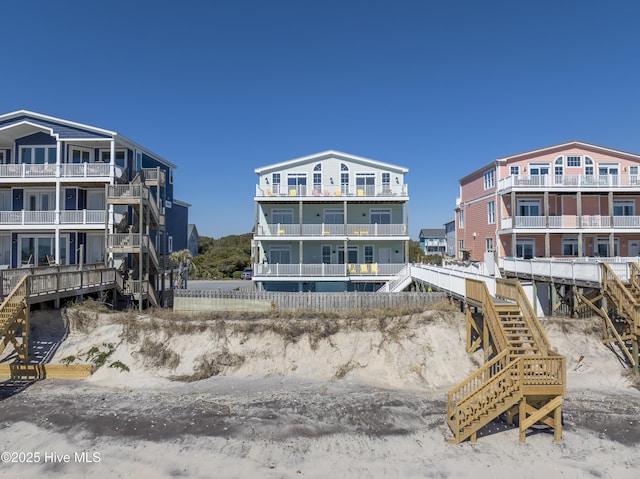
456, 141, 640, 261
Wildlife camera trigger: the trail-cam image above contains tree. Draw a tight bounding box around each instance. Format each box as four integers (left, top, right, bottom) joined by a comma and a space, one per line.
170, 249, 196, 289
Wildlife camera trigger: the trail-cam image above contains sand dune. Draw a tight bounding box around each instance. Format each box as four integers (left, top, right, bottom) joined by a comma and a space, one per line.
0, 307, 638, 478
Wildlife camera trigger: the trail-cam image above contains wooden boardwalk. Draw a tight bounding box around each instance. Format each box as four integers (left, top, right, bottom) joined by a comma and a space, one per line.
0, 264, 120, 378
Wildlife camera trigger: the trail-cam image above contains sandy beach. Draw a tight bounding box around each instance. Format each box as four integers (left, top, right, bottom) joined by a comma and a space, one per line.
0, 306, 638, 478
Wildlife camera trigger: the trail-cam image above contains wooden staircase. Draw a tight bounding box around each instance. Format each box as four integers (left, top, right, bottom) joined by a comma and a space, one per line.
0, 277, 29, 363
447, 278, 565, 444
598, 263, 640, 372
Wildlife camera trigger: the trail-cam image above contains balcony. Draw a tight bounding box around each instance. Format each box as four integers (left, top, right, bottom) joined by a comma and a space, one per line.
498, 174, 640, 192
0, 210, 106, 226
501, 215, 640, 230
255, 223, 408, 237
256, 183, 408, 198
253, 262, 406, 278
0, 163, 120, 182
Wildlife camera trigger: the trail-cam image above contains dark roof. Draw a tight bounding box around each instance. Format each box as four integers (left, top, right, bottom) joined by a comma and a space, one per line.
419, 228, 445, 238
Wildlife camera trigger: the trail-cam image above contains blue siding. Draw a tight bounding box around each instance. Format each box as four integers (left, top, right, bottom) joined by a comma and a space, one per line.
15, 132, 56, 147
166, 203, 188, 252
13, 189, 23, 211
0, 115, 112, 140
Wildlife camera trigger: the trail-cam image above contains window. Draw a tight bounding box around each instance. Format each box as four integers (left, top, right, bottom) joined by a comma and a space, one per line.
272, 173, 281, 194
459, 210, 464, 228
0, 190, 10, 210
486, 238, 494, 252
324, 209, 344, 224
370, 209, 391, 224
87, 190, 105, 210
510, 166, 520, 175
458, 240, 464, 258
382, 172, 390, 191
135, 151, 142, 172
518, 199, 541, 216
613, 200, 634, 216
99, 150, 126, 167
630, 166, 639, 185
484, 169, 495, 189
269, 246, 291, 264
26, 190, 55, 211
168, 236, 173, 253
70, 147, 92, 163
516, 240, 534, 259
356, 173, 375, 196
272, 209, 293, 224
487, 201, 495, 224
364, 245, 374, 263
287, 173, 307, 195
340, 164, 350, 195
321, 245, 331, 264
585, 157, 594, 176
313, 163, 322, 192
554, 157, 563, 176
0, 151, 5, 164
169, 169, 174, 184
567, 156, 581, 167
21, 146, 56, 164
563, 239, 578, 256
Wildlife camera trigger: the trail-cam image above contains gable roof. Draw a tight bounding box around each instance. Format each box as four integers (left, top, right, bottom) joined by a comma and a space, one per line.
0, 110, 176, 168
419, 228, 445, 238
255, 150, 408, 175
497, 140, 640, 162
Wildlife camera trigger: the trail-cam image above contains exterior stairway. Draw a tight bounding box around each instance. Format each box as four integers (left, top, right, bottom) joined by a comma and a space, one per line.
598, 263, 640, 372
106, 167, 167, 310
447, 278, 565, 444
0, 277, 29, 363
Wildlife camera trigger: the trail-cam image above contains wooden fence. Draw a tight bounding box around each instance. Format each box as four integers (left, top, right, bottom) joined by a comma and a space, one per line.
174, 290, 447, 312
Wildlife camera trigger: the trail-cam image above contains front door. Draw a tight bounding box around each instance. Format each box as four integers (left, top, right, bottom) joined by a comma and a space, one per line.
629, 241, 640, 257
379, 247, 391, 264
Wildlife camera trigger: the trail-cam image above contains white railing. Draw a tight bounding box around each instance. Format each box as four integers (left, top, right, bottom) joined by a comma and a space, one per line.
61, 163, 110, 178
409, 263, 496, 298
59, 210, 106, 224
501, 215, 635, 229
107, 184, 147, 199
257, 223, 407, 237
256, 183, 408, 198
253, 262, 406, 278
107, 233, 142, 248
498, 174, 640, 191
499, 257, 639, 284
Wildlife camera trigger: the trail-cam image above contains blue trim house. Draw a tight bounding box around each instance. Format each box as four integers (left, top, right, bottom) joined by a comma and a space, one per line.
0, 110, 188, 270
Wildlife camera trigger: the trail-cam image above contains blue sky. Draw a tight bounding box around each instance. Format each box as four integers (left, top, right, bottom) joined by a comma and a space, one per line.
2, 1, 639, 238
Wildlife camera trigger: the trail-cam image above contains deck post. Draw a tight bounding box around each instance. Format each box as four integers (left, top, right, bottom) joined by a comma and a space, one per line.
519, 396, 527, 443
633, 339, 639, 376
554, 400, 563, 442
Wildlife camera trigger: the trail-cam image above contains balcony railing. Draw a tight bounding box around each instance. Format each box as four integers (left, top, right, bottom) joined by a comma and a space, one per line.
0, 163, 113, 180
0, 210, 106, 226
253, 262, 406, 278
256, 183, 408, 198
256, 223, 408, 237
501, 215, 640, 229
498, 174, 640, 191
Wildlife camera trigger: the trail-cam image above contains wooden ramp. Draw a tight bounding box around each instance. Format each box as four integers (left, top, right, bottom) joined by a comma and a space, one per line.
447, 278, 565, 444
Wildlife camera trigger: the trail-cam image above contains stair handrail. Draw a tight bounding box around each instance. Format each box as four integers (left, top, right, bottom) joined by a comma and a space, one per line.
601, 262, 640, 331
629, 262, 640, 294
142, 235, 160, 270
0, 275, 28, 336
496, 278, 551, 355
466, 278, 509, 354
448, 354, 522, 442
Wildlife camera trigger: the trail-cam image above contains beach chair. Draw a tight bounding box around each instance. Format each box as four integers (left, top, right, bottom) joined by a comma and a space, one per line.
289, 189, 297, 196
46, 254, 56, 266
360, 264, 369, 274
370, 263, 378, 274
357, 189, 365, 196
334, 190, 342, 196
348, 264, 356, 274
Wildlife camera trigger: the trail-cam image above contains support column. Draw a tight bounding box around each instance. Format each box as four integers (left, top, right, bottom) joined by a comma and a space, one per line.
55, 140, 62, 264
519, 396, 528, 443
609, 191, 614, 256
633, 339, 639, 376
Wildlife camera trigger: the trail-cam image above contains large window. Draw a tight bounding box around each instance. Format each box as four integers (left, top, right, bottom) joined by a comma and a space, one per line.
516, 240, 534, 259
356, 173, 375, 196
313, 163, 322, 192
69, 147, 92, 163
324, 209, 344, 224
364, 245, 374, 263
269, 246, 291, 264
613, 200, 634, 216
287, 173, 307, 195
585, 157, 594, 176
518, 199, 541, 217
487, 201, 495, 224
272, 209, 293, 224
459, 210, 464, 228
370, 209, 391, 224
26, 190, 55, 211
382, 172, 391, 192
21, 146, 56, 164
484, 169, 495, 189
321, 245, 331, 264
100, 150, 127, 167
